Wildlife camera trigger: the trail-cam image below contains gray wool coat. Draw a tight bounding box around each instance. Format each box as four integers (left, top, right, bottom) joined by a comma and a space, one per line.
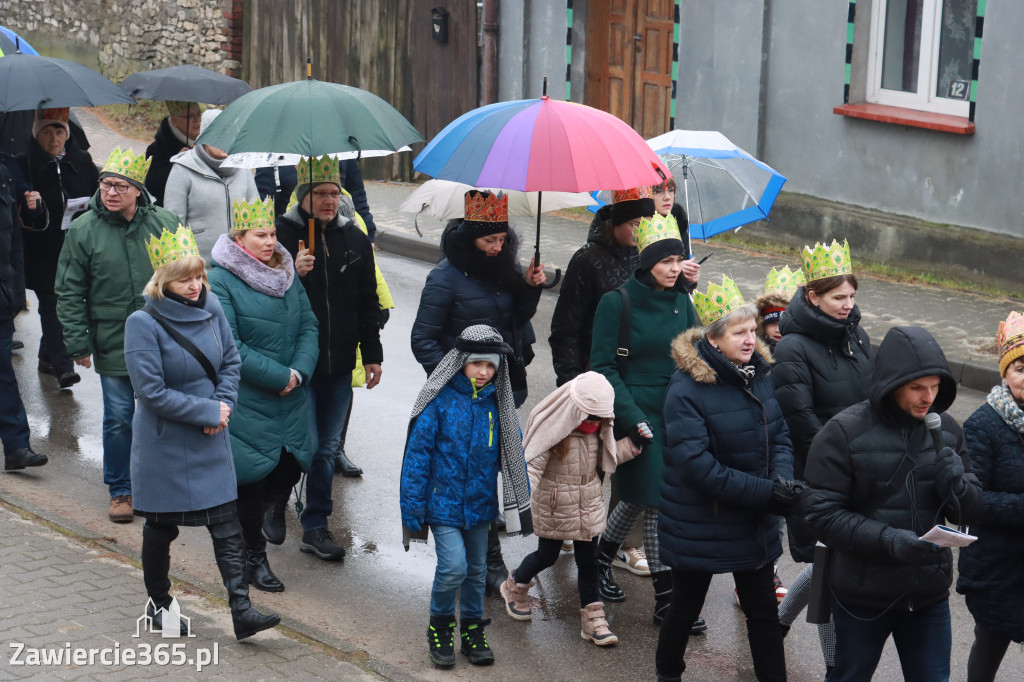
163, 146, 259, 259
125, 290, 242, 514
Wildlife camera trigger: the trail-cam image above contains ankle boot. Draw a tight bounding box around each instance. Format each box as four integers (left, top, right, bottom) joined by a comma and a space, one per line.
212, 532, 281, 640
427, 614, 457, 667
141, 523, 187, 635
580, 602, 618, 646
242, 518, 284, 592
459, 617, 495, 665
484, 525, 508, 598
596, 537, 625, 602
652, 569, 672, 625
262, 499, 287, 546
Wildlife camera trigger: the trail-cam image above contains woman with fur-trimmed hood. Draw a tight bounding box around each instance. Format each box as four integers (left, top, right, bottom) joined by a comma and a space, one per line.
655, 280, 798, 682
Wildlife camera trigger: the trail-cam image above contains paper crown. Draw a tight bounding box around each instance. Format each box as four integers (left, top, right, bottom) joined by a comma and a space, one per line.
101, 147, 151, 186
147, 224, 200, 271
801, 239, 853, 282
231, 197, 275, 231
39, 107, 69, 124
165, 101, 201, 117
764, 265, 806, 297
297, 155, 340, 187
612, 186, 651, 204
633, 212, 678, 253
694, 276, 746, 326
465, 190, 508, 224
997, 311, 1024, 376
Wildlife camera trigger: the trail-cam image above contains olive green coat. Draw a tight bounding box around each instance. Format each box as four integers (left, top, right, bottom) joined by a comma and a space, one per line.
590, 274, 698, 506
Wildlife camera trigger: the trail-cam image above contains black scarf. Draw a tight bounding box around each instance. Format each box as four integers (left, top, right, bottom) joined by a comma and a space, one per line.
164, 285, 208, 308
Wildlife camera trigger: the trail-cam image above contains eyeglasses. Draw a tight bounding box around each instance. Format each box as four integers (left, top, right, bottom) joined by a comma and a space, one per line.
99, 180, 132, 194
312, 190, 341, 200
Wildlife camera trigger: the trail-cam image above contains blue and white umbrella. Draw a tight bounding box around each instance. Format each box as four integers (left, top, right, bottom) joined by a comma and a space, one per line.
646, 130, 787, 240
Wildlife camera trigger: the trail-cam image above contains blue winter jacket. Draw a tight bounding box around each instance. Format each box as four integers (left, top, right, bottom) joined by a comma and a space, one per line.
400, 373, 503, 529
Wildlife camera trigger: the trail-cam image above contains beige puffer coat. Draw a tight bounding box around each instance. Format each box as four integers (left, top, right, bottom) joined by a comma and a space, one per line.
523, 372, 639, 541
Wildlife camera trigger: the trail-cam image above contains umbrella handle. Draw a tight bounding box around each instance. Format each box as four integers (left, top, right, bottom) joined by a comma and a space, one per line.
307, 218, 315, 256
540, 268, 561, 290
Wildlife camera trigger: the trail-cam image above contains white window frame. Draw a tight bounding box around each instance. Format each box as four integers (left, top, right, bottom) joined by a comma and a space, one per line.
866, 0, 971, 117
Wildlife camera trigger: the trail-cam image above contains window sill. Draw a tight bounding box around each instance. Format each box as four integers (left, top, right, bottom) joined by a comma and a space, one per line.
833, 103, 974, 135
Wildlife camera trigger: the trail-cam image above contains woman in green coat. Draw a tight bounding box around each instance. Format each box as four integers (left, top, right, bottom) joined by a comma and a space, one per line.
590, 212, 698, 626
207, 197, 319, 594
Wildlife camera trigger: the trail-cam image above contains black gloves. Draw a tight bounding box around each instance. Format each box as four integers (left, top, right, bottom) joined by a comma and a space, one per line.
628, 420, 654, 448
767, 478, 805, 516
934, 447, 965, 497
884, 527, 940, 563
378, 307, 390, 330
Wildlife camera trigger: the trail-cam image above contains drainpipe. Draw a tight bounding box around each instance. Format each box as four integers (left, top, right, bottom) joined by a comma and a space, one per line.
482, 0, 499, 105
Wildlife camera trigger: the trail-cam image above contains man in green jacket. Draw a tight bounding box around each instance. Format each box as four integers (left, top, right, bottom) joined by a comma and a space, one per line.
56, 146, 181, 523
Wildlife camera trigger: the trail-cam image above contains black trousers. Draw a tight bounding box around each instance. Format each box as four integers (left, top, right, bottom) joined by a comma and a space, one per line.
967, 621, 1012, 682
32, 287, 73, 375
513, 536, 600, 607
236, 451, 302, 542
656, 563, 786, 680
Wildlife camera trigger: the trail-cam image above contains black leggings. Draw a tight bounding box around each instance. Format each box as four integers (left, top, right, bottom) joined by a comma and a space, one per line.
235, 450, 302, 542
513, 536, 600, 607
967, 621, 1013, 682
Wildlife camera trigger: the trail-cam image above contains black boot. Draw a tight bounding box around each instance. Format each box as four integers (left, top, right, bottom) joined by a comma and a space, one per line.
262, 499, 287, 546
597, 537, 625, 602
241, 517, 284, 592
333, 446, 363, 477
141, 523, 187, 636
652, 569, 672, 626
427, 614, 457, 667
459, 617, 495, 665
484, 524, 507, 598
4, 446, 48, 471
211, 531, 281, 640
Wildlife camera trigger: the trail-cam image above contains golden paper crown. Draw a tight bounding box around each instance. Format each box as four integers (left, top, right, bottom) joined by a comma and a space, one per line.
612, 186, 651, 204
464, 190, 508, 224
147, 224, 200, 271
39, 107, 69, 124
633, 213, 678, 253
997, 311, 1024, 376
801, 239, 853, 282
101, 146, 151, 186
694, 276, 746, 326
298, 155, 340, 187
232, 197, 275, 231
764, 265, 806, 297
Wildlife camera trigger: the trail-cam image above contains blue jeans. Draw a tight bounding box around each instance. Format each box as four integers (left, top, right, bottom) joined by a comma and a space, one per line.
300, 372, 352, 532
0, 318, 30, 454
100, 374, 135, 498
831, 598, 951, 682
429, 522, 489, 620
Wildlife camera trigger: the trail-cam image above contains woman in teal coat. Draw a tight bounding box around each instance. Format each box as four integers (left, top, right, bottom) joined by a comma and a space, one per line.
590, 212, 698, 626
207, 197, 319, 594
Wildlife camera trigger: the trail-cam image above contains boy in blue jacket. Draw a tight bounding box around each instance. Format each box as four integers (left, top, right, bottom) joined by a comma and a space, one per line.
400, 325, 532, 669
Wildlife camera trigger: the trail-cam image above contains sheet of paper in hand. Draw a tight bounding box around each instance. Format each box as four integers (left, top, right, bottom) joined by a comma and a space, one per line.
920, 525, 978, 548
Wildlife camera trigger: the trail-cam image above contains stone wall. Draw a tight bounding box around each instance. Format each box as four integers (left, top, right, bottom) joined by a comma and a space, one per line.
2, 0, 243, 80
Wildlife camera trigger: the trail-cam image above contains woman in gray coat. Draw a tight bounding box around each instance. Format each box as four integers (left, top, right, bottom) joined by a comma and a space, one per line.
124, 225, 279, 640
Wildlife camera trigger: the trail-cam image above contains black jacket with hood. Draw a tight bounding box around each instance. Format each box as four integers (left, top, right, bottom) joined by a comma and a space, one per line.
803, 326, 983, 613
772, 287, 872, 560
144, 117, 188, 206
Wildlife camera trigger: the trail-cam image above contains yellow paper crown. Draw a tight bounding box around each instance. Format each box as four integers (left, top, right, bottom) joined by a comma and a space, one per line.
633, 213, 679, 253
997, 311, 1024, 376
694, 276, 746, 326
147, 224, 200, 270
764, 265, 806, 297
232, 197, 275, 231
801, 239, 853, 282
101, 146, 151, 186
297, 155, 340, 186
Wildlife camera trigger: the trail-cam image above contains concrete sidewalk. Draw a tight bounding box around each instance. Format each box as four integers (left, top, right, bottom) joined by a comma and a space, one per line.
75, 107, 1015, 393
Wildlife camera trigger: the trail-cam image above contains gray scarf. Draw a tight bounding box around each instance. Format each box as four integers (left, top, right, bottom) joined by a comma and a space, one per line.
211, 233, 294, 298
195, 143, 237, 178
407, 324, 533, 536
987, 383, 1024, 434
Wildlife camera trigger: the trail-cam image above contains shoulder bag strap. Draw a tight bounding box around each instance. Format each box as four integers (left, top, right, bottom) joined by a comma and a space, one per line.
615, 286, 631, 377
143, 305, 217, 384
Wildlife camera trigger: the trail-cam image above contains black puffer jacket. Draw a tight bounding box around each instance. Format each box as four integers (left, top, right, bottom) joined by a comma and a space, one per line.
144, 117, 188, 206
276, 204, 382, 377
773, 288, 872, 561
659, 329, 793, 574
0, 162, 25, 321
804, 326, 983, 613
17, 137, 98, 291
957, 396, 1024, 642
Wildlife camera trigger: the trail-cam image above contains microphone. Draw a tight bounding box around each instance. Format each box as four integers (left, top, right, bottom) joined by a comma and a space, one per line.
924, 412, 945, 454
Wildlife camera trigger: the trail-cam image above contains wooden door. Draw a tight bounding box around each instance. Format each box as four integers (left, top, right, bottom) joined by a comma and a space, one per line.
586, 0, 674, 136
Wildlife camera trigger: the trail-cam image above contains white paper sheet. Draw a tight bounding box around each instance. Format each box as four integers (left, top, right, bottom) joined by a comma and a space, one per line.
61, 197, 90, 231
919, 524, 977, 548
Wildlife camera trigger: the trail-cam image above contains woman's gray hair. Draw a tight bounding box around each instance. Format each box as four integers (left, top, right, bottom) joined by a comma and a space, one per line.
701, 303, 758, 341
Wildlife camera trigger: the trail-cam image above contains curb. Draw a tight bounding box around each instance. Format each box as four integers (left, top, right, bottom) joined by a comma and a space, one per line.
0, 490, 416, 682
374, 229, 1002, 396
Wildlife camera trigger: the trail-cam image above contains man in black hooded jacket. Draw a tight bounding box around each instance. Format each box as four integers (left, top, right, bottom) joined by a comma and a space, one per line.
804, 325, 982, 682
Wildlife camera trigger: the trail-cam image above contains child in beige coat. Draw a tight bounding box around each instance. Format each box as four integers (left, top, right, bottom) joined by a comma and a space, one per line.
500, 371, 639, 645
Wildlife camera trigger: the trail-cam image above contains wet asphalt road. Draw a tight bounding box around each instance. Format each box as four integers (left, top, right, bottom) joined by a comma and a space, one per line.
3, 250, 1017, 682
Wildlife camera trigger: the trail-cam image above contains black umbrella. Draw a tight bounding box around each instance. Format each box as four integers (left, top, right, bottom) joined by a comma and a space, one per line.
119, 65, 252, 105
0, 53, 135, 112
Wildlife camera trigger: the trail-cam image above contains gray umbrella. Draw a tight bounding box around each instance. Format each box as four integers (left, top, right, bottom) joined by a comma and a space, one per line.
0, 53, 135, 112
119, 65, 252, 105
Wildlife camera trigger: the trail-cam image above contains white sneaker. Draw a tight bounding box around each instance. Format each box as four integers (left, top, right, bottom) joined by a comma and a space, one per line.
612, 546, 650, 576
